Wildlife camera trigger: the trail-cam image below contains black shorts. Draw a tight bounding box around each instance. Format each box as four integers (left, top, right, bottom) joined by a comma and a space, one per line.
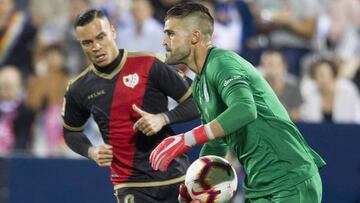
114, 182, 181, 203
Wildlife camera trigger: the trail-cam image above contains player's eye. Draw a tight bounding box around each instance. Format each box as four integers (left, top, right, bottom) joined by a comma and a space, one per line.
164, 31, 174, 38
82, 41, 92, 46
98, 34, 106, 40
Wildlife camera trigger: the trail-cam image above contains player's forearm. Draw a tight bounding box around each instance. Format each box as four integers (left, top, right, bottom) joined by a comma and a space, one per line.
216, 100, 257, 135
287, 17, 316, 39
206, 120, 225, 138
163, 96, 199, 124
215, 80, 257, 135
63, 128, 93, 158
175, 101, 256, 147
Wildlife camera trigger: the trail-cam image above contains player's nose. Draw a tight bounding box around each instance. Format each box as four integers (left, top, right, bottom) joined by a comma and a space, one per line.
92, 41, 101, 52
162, 36, 168, 47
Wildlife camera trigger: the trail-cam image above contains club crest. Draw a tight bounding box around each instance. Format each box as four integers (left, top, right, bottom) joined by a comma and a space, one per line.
123, 73, 139, 88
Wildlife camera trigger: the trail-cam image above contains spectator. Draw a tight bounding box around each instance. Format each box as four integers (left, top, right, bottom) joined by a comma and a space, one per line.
300, 59, 360, 123
26, 45, 71, 156
0, 0, 37, 79
30, 0, 69, 76
353, 64, 360, 92
150, 0, 182, 24
116, 0, 165, 55
260, 49, 303, 121
252, 0, 320, 76
235, 0, 258, 64
199, 0, 242, 53
0, 66, 34, 155
314, 0, 360, 84
95, 0, 131, 25
62, 0, 92, 76
316, 0, 360, 61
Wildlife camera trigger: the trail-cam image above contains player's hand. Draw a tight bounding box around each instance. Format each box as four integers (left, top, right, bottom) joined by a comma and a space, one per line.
149, 134, 191, 172
88, 144, 113, 167
132, 104, 167, 136
178, 183, 192, 203
178, 183, 201, 203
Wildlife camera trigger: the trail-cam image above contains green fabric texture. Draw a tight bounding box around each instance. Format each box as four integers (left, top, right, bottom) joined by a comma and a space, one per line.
245, 173, 323, 203
192, 47, 326, 198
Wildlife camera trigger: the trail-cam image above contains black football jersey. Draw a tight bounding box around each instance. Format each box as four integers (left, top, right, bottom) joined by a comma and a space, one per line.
62, 50, 191, 185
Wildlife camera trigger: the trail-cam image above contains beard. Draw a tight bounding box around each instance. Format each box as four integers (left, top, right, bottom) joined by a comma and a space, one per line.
165, 46, 190, 65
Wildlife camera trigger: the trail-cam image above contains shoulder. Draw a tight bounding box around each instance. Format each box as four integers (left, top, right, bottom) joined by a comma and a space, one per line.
208, 48, 248, 67
126, 51, 170, 76
127, 51, 165, 62
206, 47, 252, 75
336, 79, 358, 93
208, 47, 236, 60
67, 66, 92, 92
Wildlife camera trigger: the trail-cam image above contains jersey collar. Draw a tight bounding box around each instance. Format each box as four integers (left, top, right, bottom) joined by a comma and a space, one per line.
91, 49, 128, 80
198, 46, 215, 77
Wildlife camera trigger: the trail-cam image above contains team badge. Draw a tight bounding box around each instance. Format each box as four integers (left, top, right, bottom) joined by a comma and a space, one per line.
123, 73, 139, 88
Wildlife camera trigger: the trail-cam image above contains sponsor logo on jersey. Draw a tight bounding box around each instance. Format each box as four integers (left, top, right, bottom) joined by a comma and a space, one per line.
123, 73, 139, 88
87, 89, 106, 100
223, 75, 242, 87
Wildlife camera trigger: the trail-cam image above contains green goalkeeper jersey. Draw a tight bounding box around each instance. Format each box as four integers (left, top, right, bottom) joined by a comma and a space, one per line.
192, 47, 326, 198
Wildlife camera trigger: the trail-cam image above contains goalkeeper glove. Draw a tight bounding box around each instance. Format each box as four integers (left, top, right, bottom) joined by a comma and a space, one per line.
150, 124, 214, 171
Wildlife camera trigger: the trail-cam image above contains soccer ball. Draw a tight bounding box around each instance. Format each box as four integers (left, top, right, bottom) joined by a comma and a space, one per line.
185, 155, 238, 203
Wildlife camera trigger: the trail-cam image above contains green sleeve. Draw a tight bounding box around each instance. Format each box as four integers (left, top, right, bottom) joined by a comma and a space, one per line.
208, 57, 257, 135
199, 138, 228, 158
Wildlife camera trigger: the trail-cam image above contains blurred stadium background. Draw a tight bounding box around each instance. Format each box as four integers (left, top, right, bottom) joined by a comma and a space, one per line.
0, 0, 360, 202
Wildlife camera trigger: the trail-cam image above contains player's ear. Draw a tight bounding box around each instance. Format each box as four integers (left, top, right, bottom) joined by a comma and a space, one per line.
191, 30, 201, 45
111, 25, 116, 40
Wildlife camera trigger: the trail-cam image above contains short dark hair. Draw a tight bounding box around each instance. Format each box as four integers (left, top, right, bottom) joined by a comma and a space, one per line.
43, 44, 64, 56
261, 48, 287, 64
310, 58, 339, 79
165, 2, 214, 26
74, 9, 106, 29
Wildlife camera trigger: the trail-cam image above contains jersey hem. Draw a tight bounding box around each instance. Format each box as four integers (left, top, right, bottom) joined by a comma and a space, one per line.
113, 175, 185, 190
244, 166, 319, 199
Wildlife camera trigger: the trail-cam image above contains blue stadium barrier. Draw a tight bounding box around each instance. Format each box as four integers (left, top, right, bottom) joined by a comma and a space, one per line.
7, 157, 114, 203
0, 121, 359, 203
297, 122, 360, 203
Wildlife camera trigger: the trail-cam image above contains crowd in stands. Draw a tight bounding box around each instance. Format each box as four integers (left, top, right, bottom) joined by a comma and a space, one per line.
1, 0, 360, 158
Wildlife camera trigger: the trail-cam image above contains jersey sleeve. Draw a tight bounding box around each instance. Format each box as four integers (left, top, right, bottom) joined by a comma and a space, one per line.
149, 59, 191, 103
62, 84, 90, 131
207, 56, 257, 135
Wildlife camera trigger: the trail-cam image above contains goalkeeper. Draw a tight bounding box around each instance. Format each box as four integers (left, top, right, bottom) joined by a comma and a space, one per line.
150, 2, 326, 203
